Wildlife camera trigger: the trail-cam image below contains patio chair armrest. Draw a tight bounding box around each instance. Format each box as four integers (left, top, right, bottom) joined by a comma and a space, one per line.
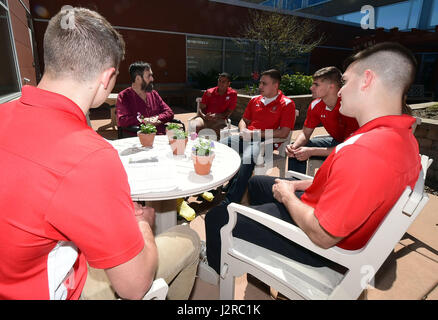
142, 278, 168, 300
221, 203, 356, 268
284, 170, 314, 180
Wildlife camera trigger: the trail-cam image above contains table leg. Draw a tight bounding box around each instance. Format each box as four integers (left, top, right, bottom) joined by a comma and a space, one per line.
146, 199, 178, 235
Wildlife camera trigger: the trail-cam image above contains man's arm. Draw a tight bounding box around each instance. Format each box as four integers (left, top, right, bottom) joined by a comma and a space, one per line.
272, 179, 343, 249
105, 205, 158, 300
285, 126, 314, 158
116, 94, 141, 127
263, 127, 291, 139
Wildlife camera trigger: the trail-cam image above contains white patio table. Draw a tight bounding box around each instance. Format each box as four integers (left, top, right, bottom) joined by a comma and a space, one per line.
108, 135, 241, 234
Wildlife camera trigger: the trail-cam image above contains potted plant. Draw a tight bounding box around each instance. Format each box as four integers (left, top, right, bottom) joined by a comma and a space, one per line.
137, 123, 157, 147
191, 135, 215, 175
166, 122, 183, 142
169, 129, 188, 155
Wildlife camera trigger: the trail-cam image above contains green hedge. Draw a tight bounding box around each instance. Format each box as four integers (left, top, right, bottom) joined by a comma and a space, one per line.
280, 73, 313, 96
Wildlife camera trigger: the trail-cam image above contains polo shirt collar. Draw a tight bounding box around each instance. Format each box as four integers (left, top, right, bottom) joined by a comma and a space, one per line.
261, 90, 283, 106
19, 85, 87, 123
355, 115, 416, 135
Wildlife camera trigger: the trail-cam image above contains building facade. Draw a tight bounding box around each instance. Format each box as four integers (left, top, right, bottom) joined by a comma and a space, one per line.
27, 0, 370, 92
2, 0, 437, 100
0, 0, 39, 104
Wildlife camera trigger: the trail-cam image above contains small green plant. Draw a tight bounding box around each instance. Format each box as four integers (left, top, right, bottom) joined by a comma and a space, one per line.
166, 122, 181, 131
172, 128, 188, 140
191, 135, 215, 156
139, 123, 157, 134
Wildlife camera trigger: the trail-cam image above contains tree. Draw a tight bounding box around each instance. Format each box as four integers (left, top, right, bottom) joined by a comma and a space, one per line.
237, 9, 324, 72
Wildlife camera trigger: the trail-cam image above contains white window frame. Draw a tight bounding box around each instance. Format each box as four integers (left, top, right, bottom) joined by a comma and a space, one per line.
0, 0, 23, 104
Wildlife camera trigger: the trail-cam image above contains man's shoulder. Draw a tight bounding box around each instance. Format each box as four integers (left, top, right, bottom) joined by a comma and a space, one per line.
204, 87, 217, 97
280, 94, 294, 107
309, 98, 323, 110
249, 94, 262, 102
117, 87, 134, 100
227, 87, 238, 96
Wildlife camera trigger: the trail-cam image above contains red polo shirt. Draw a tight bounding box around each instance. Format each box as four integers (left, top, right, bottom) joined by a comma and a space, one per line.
304, 98, 359, 142
243, 91, 296, 130
301, 115, 421, 250
201, 86, 237, 114
0, 86, 144, 299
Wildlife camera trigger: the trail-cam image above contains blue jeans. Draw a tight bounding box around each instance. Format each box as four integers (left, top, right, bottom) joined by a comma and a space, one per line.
288, 136, 340, 174
220, 135, 261, 205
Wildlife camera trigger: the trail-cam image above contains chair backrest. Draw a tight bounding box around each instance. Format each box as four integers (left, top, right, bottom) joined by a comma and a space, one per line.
196, 97, 202, 116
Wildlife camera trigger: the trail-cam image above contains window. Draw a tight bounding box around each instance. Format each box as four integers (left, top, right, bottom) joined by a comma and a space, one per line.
187, 37, 223, 83
224, 40, 256, 81
430, 0, 438, 28
336, 0, 424, 30
0, 1, 21, 103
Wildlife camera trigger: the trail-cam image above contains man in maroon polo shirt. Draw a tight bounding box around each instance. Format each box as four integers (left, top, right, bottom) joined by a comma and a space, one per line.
191, 72, 237, 137
116, 61, 174, 135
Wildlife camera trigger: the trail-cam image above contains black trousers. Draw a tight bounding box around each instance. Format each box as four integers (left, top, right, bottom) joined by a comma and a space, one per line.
205, 175, 339, 274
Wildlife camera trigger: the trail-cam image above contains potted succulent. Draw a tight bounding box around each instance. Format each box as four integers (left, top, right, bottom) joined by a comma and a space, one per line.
137, 123, 157, 147
166, 122, 183, 142
169, 129, 188, 155
191, 135, 215, 175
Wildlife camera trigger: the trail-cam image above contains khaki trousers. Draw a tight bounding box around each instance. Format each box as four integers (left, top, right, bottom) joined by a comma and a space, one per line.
81, 225, 201, 300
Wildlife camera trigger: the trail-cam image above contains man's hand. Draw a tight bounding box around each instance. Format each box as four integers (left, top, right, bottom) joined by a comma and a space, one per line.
285, 144, 297, 158
134, 202, 155, 228
204, 113, 217, 121
142, 116, 161, 126
293, 147, 314, 161
272, 179, 296, 204
240, 128, 253, 141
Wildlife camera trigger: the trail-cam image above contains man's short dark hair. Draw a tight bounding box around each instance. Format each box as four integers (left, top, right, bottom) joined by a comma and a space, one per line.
313, 67, 342, 88
261, 69, 282, 84
344, 42, 417, 96
219, 72, 232, 82
129, 62, 151, 83
43, 7, 125, 81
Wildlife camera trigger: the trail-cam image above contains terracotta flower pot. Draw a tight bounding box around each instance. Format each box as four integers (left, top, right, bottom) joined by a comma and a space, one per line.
192, 152, 215, 175
170, 138, 188, 155
137, 132, 156, 147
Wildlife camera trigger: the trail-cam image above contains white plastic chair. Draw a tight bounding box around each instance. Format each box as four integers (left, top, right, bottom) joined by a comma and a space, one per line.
142, 278, 168, 300
219, 155, 433, 300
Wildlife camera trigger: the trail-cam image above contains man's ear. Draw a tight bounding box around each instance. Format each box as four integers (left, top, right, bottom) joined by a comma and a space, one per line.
101, 67, 116, 90
361, 69, 375, 91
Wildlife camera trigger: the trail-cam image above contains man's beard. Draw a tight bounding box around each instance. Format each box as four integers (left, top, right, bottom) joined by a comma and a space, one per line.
141, 79, 154, 92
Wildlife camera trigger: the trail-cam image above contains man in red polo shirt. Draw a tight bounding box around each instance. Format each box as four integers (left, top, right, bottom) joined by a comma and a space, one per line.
203, 43, 421, 279
0, 7, 200, 300
219, 69, 295, 205
192, 72, 237, 137
286, 67, 359, 174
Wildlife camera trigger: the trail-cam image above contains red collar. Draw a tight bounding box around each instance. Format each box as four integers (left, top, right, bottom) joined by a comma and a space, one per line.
19, 86, 86, 123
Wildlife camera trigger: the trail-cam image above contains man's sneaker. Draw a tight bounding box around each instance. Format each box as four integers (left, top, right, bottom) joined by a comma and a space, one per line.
177, 198, 196, 222
201, 191, 214, 202
197, 241, 219, 285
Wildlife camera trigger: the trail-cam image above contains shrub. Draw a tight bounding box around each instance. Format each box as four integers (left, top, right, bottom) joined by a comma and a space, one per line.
280, 73, 313, 96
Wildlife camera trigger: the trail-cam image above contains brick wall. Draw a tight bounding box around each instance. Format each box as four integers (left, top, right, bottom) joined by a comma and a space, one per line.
414, 119, 438, 188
